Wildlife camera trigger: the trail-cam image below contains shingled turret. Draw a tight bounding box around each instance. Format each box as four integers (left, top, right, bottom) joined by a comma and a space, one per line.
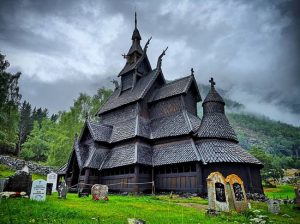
197, 78, 238, 142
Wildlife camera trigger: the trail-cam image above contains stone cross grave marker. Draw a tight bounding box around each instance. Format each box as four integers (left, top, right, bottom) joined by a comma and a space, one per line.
225, 174, 248, 212
47, 172, 57, 192
30, 179, 47, 201
268, 200, 280, 214
207, 172, 230, 212
58, 181, 67, 199
91, 184, 108, 201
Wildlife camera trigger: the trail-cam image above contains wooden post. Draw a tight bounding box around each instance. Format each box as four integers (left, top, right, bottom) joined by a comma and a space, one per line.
196, 163, 202, 193
134, 165, 139, 193
152, 167, 155, 195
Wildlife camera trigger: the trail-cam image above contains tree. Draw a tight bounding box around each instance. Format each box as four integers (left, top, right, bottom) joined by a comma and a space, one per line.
17, 101, 33, 155
20, 119, 54, 161
0, 53, 21, 154
249, 146, 284, 183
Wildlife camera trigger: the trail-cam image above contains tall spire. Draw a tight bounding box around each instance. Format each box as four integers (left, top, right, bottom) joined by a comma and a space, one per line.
135, 11, 137, 29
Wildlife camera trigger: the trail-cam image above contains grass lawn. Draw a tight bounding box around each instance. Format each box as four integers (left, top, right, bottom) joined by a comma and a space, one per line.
0, 193, 299, 224
264, 185, 296, 200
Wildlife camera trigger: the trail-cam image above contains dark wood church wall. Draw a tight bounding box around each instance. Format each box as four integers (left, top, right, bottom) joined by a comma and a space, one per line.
101, 103, 137, 125
201, 163, 263, 194
154, 163, 198, 193
149, 96, 182, 119
100, 165, 136, 192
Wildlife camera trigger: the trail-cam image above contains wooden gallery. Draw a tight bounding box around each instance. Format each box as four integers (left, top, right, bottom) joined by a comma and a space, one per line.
61, 15, 263, 195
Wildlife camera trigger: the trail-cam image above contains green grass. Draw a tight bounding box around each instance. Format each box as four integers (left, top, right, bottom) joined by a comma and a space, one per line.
0, 193, 299, 224
0, 164, 46, 180
264, 185, 296, 199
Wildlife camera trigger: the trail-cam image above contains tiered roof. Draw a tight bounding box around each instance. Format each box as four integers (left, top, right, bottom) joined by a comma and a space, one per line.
63, 17, 262, 175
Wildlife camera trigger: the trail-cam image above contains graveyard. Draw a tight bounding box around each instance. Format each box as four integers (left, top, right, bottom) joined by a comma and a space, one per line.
0, 163, 299, 224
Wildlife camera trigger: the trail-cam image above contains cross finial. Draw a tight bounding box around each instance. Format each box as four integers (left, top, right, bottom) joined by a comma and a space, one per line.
135, 11, 137, 29
191, 68, 194, 76
209, 77, 215, 87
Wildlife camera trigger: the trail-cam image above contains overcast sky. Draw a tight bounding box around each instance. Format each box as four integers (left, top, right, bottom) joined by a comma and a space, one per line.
0, 0, 299, 126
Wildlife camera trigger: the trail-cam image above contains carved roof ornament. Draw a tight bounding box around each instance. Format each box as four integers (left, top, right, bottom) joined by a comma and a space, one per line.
144, 36, 152, 53
191, 68, 194, 76
156, 47, 168, 71
209, 77, 216, 88
111, 79, 119, 90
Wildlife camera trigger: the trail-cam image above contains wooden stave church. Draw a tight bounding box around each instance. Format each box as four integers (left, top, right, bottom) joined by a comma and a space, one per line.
63, 14, 263, 194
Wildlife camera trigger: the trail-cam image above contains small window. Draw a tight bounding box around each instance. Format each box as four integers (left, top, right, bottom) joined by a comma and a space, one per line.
191, 164, 196, 172
184, 165, 190, 172
166, 167, 171, 174
172, 166, 178, 173
130, 167, 134, 174
178, 165, 183, 173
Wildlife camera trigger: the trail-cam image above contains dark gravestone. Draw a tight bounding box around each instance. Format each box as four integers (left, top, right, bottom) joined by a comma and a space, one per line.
58, 181, 67, 199
46, 183, 53, 195
215, 182, 226, 202
3, 171, 32, 195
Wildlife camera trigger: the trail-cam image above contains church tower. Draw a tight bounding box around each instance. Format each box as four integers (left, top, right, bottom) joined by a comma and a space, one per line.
118, 12, 152, 92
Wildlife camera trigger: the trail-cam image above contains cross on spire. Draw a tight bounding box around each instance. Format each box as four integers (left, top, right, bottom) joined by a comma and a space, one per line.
209, 77, 215, 87
135, 11, 137, 29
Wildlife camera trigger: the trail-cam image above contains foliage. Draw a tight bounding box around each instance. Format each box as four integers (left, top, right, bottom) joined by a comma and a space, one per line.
264, 185, 296, 199
21, 88, 112, 166
0, 193, 299, 224
0, 53, 21, 154
249, 146, 284, 181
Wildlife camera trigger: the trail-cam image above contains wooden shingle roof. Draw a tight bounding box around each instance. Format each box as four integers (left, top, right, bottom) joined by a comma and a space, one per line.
149, 75, 201, 103
97, 69, 159, 114
195, 139, 262, 165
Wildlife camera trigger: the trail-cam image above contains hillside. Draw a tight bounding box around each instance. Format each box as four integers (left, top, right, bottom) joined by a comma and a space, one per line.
197, 84, 300, 168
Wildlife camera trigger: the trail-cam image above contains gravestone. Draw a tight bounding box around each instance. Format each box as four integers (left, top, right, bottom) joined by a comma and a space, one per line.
128, 218, 146, 224
30, 179, 47, 201
3, 170, 32, 195
47, 172, 57, 192
46, 183, 53, 195
91, 184, 108, 201
207, 172, 230, 212
225, 174, 248, 212
268, 200, 280, 214
58, 181, 67, 199
294, 186, 300, 208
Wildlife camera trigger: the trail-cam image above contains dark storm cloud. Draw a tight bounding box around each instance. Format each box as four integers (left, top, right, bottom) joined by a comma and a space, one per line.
0, 0, 299, 125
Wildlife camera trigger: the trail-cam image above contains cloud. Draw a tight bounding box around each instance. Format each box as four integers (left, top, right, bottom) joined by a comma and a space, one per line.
0, 0, 299, 126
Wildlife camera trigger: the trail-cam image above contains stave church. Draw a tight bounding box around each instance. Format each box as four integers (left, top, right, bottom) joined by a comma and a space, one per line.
62, 14, 263, 194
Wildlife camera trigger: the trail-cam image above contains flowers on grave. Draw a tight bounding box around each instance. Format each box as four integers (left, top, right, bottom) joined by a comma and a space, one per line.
92, 194, 100, 201
104, 196, 109, 201
0, 191, 28, 198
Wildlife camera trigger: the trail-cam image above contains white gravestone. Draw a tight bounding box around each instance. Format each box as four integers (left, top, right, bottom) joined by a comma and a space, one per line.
47, 172, 57, 192
30, 179, 47, 201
